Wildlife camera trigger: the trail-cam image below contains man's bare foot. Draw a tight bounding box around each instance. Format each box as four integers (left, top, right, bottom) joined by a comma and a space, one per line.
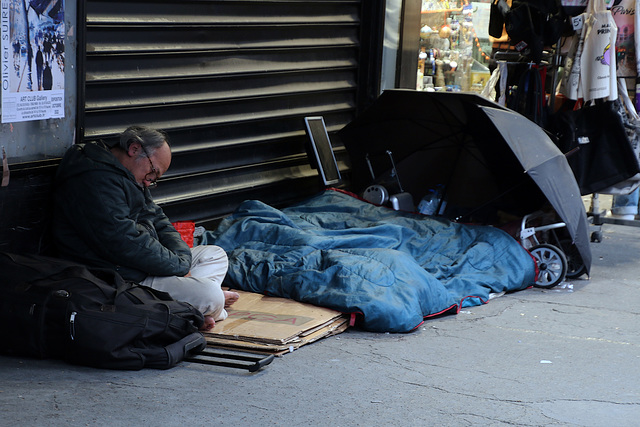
224, 290, 240, 308
200, 315, 215, 331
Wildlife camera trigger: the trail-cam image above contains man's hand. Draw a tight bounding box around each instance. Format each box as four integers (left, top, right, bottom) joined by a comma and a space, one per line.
184, 271, 191, 277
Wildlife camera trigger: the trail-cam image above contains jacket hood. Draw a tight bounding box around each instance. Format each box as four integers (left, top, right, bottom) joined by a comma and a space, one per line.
56, 141, 134, 185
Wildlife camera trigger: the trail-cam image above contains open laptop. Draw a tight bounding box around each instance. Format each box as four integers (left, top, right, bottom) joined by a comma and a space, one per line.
304, 116, 342, 187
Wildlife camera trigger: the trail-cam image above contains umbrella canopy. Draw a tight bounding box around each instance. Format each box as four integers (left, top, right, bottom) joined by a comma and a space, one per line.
337, 89, 591, 274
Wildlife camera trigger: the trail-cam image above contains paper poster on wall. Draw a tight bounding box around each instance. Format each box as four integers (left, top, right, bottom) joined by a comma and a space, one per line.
1, 0, 65, 123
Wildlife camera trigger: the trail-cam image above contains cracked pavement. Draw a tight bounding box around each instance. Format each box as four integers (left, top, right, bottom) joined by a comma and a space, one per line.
1, 223, 639, 426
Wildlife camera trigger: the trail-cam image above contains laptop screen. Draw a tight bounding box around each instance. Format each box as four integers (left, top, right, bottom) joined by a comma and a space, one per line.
304, 116, 341, 186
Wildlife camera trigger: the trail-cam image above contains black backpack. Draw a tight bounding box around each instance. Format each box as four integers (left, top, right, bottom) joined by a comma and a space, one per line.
0, 252, 206, 370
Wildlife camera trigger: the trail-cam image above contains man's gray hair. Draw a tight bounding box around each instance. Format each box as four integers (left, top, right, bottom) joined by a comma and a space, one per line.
119, 126, 170, 157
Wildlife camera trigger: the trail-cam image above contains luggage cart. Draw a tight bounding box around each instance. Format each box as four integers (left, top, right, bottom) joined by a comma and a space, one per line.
519, 211, 586, 288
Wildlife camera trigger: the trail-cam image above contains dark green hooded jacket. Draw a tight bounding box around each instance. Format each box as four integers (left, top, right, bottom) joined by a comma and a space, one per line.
52, 140, 191, 282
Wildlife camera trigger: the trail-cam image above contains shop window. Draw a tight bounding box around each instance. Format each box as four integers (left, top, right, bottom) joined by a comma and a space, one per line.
418, 0, 493, 92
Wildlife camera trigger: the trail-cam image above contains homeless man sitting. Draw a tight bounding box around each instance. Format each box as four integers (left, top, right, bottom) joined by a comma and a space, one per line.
52, 125, 239, 330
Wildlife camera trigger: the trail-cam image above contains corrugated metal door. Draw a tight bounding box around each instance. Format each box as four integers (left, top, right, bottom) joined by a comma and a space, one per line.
78, 0, 382, 224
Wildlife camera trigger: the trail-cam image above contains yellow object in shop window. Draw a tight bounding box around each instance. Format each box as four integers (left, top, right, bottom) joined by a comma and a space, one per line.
470, 60, 491, 92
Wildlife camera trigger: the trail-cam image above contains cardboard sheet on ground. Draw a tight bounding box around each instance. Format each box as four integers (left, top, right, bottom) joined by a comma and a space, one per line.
204, 290, 350, 355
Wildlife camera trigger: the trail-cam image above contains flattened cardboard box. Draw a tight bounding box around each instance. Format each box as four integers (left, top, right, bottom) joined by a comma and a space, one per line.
205, 290, 350, 353
206, 318, 349, 356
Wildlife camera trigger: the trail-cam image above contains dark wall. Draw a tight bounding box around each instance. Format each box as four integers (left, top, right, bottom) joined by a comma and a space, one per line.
0, 161, 58, 255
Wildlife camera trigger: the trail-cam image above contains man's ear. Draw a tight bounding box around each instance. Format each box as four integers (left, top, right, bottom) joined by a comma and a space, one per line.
127, 140, 142, 158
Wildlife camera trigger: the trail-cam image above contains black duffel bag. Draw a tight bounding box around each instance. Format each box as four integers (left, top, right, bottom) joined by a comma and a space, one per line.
0, 252, 206, 370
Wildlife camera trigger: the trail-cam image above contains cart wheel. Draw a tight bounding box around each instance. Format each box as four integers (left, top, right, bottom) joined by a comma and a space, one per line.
591, 230, 602, 243
559, 239, 587, 279
530, 244, 567, 289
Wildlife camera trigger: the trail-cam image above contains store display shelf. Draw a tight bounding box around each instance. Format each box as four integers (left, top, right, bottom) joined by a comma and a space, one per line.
421, 7, 464, 14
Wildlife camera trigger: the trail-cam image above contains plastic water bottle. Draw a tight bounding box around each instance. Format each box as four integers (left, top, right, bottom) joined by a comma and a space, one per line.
418, 186, 446, 216
418, 189, 439, 215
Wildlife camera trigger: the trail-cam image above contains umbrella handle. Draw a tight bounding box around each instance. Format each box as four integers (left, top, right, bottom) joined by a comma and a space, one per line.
365, 153, 377, 181
386, 150, 404, 193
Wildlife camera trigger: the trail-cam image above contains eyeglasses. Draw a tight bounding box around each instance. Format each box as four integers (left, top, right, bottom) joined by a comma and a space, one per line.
139, 145, 158, 188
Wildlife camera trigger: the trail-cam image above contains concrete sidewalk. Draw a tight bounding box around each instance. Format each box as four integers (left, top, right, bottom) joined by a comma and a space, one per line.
1, 222, 639, 426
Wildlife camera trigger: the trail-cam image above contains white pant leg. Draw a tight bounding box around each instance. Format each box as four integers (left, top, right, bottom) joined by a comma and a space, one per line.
141, 245, 230, 321
189, 245, 229, 282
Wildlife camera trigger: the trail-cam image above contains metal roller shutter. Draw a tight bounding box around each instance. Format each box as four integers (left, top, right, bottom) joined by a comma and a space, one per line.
78, 0, 381, 225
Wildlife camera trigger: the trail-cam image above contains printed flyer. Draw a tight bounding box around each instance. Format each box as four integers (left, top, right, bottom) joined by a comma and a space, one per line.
1, 0, 65, 123
610, 0, 637, 77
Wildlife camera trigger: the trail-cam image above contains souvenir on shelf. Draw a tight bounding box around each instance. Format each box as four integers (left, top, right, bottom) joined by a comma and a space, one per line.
418, 0, 492, 92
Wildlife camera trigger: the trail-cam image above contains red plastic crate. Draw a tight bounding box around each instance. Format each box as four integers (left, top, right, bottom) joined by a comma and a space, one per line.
172, 221, 195, 248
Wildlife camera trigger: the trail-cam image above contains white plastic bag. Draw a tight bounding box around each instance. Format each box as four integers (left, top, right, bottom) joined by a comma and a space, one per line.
480, 66, 501, 102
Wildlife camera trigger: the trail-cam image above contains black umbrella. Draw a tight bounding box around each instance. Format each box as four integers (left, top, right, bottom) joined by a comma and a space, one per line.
337, 89, 591, 275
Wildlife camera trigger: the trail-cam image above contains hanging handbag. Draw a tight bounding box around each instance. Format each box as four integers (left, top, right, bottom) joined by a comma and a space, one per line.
546, 98, 640, 195
597, 79, 640, 194
559, 21, 586, 100
561, 0, 588, 16
580, 0, 618, 101
504, 0, 545, 62
492, 0, 568, 63
489, 0, 511, 39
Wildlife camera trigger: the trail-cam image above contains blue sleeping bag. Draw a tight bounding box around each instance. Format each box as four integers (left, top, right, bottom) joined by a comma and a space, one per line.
203, 190, 535, 332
